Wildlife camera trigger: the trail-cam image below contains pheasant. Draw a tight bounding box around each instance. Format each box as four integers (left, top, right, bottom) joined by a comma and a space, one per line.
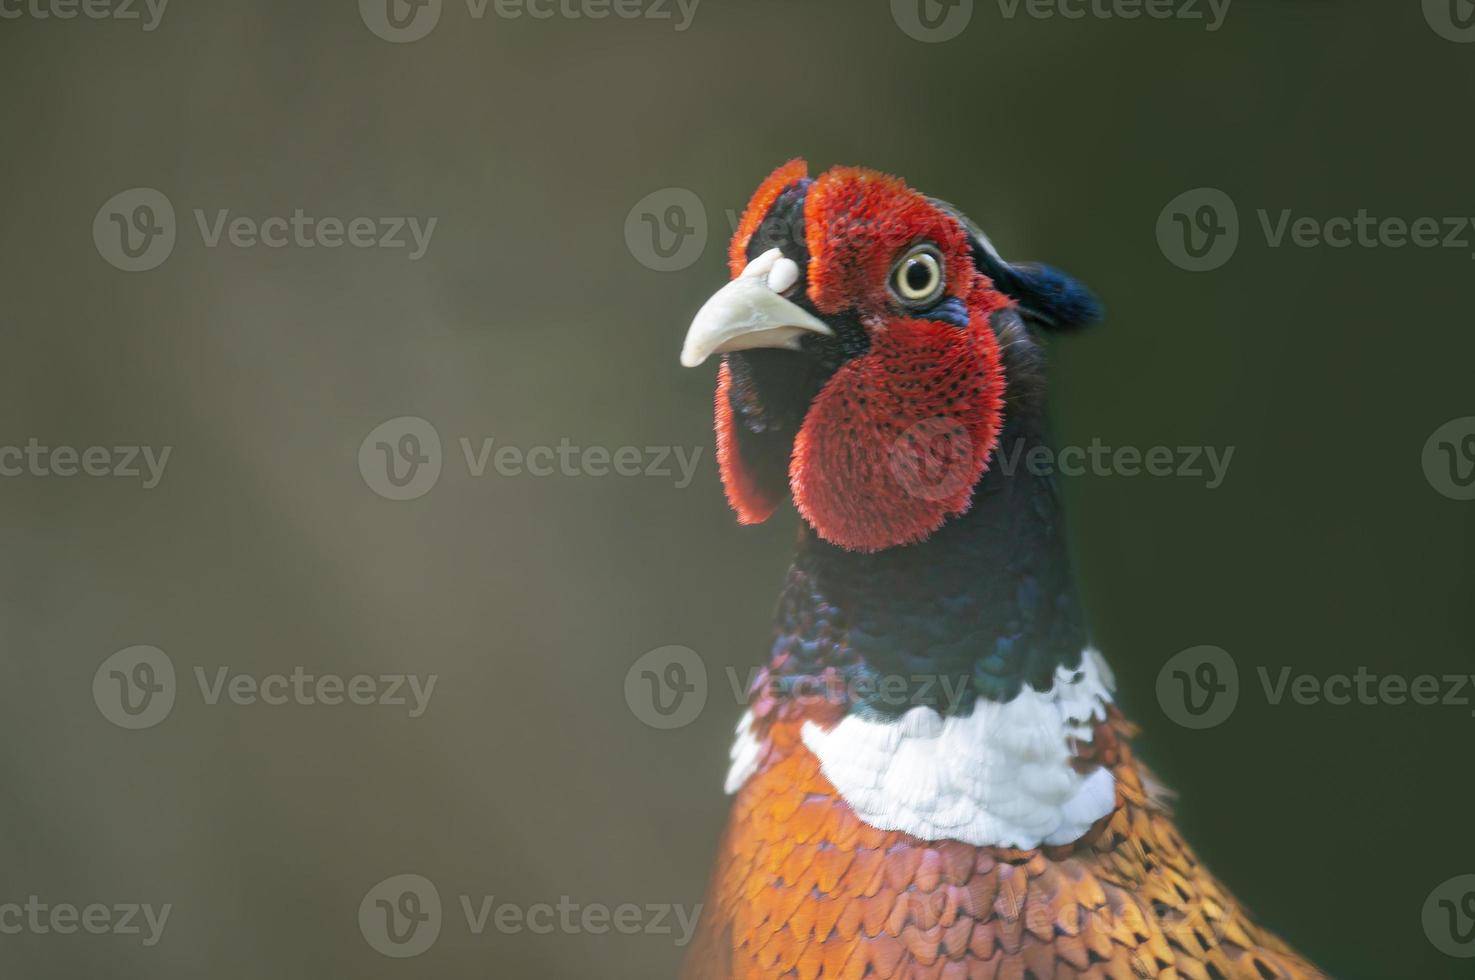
676, 161, 1325, 980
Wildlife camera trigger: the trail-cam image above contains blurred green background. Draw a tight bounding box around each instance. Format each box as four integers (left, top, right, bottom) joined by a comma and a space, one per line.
2, 0, 1473, 976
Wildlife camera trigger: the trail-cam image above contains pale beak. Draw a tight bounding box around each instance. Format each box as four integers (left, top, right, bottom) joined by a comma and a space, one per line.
680, 248, 833, 368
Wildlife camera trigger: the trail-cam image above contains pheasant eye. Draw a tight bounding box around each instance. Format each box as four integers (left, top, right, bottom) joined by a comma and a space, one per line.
891, 245, 945, 307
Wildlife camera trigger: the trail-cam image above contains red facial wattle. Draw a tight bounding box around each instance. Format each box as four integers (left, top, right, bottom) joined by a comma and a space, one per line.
788, 299, 1006, 553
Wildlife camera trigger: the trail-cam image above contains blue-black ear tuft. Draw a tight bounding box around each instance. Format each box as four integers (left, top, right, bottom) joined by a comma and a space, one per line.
990, 261, 1104, 332
930, 198, 1104, 332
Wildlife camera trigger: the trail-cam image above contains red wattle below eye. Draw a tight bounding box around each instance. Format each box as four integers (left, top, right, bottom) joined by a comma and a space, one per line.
787, 316, 1006, 553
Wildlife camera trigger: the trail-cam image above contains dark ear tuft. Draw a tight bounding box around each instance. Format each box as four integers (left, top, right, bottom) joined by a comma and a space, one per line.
988, 261, 1103, 332
931, 198, 1104, 332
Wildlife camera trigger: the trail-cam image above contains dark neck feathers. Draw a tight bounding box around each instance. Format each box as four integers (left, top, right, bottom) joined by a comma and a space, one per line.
754, 311, 1088, 720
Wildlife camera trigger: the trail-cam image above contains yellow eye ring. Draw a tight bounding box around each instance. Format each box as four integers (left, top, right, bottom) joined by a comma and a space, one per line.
891, 245, 945, 307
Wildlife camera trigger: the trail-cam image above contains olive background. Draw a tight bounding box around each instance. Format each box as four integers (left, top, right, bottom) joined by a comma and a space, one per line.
2, 0, 1473, 976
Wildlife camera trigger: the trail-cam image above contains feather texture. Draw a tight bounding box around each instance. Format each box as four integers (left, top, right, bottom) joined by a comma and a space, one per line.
683, 710, 1326, 980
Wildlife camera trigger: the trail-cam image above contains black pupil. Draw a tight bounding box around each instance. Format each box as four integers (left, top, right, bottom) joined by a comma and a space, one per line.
905, 257, 933, 294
